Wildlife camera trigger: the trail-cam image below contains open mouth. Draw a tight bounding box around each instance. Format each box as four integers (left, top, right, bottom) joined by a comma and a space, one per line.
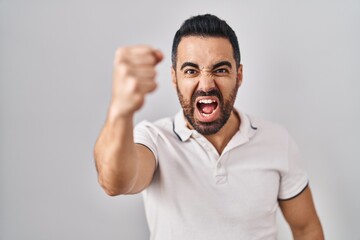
195, 97, 220, 122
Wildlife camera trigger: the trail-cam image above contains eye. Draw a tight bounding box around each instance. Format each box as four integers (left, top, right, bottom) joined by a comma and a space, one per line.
184, 69, 198, 75
214, 68, 229, 75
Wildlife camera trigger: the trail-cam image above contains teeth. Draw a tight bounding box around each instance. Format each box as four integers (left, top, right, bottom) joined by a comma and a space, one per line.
201, 112, 211, 117
199, 99, 216, 104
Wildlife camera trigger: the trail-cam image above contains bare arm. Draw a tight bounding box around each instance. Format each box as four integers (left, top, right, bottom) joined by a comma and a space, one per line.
279, 186, 324, 240
94, 46, 163, 196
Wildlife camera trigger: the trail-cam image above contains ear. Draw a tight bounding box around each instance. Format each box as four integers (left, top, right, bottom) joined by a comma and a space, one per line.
171, 66, 177, 89
236, 64, 243, 88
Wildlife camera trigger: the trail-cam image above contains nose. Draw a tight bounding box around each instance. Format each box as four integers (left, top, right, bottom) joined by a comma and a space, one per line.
198, 71, 216, 92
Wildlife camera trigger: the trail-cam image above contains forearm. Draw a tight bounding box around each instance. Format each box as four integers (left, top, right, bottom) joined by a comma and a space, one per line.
95, 45, 162, 195
94, 112, 139, 195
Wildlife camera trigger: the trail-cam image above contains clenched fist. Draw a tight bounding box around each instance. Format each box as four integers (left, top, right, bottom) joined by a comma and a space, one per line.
109, 45, 163, 119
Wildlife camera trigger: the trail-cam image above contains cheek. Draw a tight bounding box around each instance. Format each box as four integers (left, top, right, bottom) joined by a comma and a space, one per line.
177, 79, 198, 98
216, 81, 236, 94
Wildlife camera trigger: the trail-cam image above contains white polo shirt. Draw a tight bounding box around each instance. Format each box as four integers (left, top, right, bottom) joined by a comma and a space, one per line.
134, 110, 308, 240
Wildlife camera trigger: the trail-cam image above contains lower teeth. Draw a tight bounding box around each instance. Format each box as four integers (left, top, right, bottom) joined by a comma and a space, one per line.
201, 112, 212, 117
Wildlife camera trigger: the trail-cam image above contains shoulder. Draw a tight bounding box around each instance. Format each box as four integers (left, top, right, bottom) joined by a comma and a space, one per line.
249, 114, 288, 133
134, 115, 175, 138
246, 114, 291, 144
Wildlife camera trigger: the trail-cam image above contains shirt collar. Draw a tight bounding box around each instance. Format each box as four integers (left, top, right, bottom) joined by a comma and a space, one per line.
173, 110, 193, 141
173, 109, 258, 142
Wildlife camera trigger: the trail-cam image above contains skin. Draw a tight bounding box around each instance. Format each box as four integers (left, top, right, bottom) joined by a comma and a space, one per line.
172, 36, 242, 154
94, 46, 160, 195
93, 37, 324, 239
279, 186, 325, 239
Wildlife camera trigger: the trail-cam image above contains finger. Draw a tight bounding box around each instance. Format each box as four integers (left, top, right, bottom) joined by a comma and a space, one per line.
115, 46, 163, 66
127, 54, 158, 66
137, 80, 157, 93
131, 67, 156, 79
113, 64, 156, 82
153, 49, 164, 64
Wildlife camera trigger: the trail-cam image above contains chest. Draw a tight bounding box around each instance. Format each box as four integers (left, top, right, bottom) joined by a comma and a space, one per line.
152, 136, 286, 221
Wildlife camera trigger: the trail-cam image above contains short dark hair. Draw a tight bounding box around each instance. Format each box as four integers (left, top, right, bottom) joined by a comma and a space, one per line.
171, 14, 241, 69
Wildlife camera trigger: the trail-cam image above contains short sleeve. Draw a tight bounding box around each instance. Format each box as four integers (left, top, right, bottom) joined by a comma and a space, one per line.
278, 135, 309, 200
134, 121, 159, 168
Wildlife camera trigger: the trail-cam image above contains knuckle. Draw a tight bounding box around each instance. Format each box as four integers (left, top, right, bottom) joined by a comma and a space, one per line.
134, 93, 144, 102
150, 69, 157, 78
113, 64, 131, 82
136, 44, 152, 52
151, 81, 158, 90
114, 47, 128, 63
115, 47, 127, 57
132, 93, 145, 109
143, 67, 156, 78
147, 81, 157, 92
148, 55, 157, 65
117, 64, 130, 75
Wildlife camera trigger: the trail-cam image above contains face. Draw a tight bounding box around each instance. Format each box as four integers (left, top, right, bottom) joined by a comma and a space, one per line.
172, 36, 243, 135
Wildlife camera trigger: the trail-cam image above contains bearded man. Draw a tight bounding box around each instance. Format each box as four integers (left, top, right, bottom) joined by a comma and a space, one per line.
94, 14, 324, 240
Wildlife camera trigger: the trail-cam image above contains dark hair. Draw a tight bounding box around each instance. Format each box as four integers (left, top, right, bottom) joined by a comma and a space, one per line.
171, 14, 241, 69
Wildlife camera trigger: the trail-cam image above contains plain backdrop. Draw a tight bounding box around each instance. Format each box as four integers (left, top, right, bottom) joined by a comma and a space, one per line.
1, 0, 359, 239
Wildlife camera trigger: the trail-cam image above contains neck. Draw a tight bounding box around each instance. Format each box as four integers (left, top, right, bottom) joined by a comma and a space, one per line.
204, 110, 240, 155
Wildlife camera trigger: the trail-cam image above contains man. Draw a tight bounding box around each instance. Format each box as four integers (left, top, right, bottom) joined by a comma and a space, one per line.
94, 14, 324, 240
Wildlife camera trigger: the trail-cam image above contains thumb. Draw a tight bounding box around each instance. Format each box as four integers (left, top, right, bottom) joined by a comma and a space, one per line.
153, 49, 164, 64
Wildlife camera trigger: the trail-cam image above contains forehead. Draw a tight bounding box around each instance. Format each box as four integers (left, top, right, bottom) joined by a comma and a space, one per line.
177, 36, 234, 67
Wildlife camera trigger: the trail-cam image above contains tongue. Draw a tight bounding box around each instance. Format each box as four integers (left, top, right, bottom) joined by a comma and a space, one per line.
200, 103, 216, 114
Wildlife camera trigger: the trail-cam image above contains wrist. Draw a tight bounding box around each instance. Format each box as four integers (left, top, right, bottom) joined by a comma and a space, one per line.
107, 102, 134, 123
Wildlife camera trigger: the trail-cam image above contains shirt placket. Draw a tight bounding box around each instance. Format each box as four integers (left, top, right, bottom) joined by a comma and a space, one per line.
192, 131, 229, 185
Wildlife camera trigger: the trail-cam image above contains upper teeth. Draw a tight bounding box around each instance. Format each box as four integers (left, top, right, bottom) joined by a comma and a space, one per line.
199, 99, 215, 104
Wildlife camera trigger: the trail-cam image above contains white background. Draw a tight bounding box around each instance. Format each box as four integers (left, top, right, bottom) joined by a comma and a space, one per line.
1, 0, 359, 239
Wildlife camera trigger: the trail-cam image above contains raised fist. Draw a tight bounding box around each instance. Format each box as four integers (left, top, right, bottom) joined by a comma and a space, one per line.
109, 45, 163, 118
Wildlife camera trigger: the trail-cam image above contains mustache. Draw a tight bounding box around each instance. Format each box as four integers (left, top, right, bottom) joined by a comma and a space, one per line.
191, 89, 223, 103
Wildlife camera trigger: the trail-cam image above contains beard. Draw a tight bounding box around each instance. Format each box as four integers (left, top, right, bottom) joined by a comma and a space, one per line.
176, 83, 238, 136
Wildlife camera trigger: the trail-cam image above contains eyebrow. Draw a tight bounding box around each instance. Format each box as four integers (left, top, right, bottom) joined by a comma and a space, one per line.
180, 61, 232, 71
213, 61, 232, 70
180, 62, 199, 70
